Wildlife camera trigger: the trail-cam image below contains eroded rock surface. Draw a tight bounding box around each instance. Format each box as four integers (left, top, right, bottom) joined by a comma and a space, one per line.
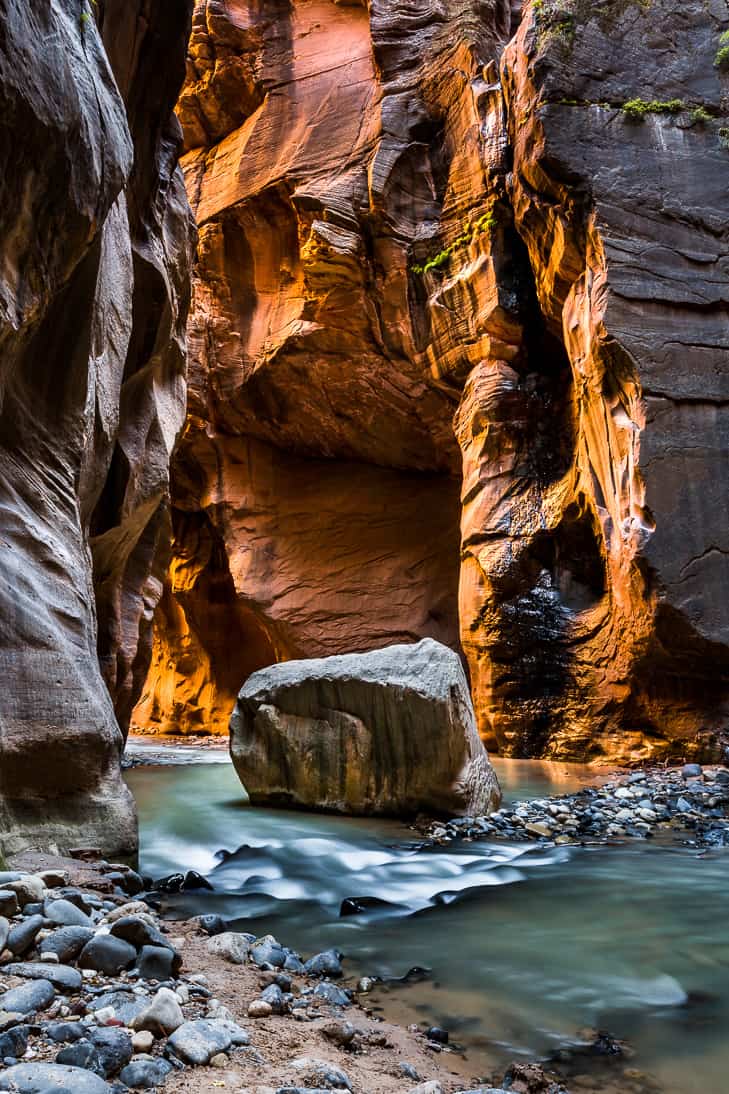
230, 638, 501, 816
0, 0, 194, 855
133, 0, 511, 736
483, 0, 729, 761
142, 0, 729, 762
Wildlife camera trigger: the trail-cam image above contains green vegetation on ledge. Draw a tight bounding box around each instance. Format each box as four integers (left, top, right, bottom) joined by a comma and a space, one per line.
622, 98, 685, 120
411, 212, 496, 277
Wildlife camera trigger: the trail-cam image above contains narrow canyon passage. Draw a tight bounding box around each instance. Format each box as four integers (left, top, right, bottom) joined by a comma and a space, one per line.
0, 2, 729, 1094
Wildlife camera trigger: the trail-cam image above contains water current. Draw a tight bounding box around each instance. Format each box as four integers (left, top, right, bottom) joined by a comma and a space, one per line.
125, 744, 729, 1093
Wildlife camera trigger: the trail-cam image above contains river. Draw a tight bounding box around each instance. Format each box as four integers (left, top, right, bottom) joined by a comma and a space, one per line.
125, 744, 729, 1093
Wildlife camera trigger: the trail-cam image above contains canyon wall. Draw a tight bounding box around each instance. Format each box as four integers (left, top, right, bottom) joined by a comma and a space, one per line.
0, 0, 194, 856
140, 0, 729, 763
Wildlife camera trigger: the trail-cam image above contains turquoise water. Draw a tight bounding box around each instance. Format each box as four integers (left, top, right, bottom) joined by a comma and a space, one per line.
125, 754, 729, 1093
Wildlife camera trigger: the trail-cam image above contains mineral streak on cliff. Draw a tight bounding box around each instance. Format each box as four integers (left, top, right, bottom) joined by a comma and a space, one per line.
0, 0, 194, 856
140, 0, 729, 762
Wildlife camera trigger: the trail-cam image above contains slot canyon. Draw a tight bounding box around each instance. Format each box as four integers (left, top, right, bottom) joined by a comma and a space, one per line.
2, 5, 729, 1094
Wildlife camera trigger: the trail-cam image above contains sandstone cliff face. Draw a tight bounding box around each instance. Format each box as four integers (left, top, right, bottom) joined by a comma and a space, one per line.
134, 0, 504, 736
142, 0, 729, 763
0, 0, 193, 856
484, 0, 729, 761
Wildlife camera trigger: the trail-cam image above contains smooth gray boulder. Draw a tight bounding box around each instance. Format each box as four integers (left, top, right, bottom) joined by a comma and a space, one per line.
0, 1063, 112, 1092
168, 1018, 233, 1065
0, 979, 55, 1015
230, 639, 501, 817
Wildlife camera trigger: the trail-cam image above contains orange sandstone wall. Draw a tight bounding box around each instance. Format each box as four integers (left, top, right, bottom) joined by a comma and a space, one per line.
135, 0, 729, 763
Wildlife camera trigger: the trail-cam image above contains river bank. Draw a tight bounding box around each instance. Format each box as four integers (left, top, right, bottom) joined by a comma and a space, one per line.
420, 764, 729, 850
0, 851, 575, 1093
121, 747, 729, 1094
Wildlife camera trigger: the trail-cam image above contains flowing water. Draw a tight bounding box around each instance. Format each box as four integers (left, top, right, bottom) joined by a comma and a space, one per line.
125, 745, 729, 1093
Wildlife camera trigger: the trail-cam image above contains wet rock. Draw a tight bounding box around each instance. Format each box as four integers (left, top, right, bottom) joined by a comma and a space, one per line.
304, 949, 343, 979
0, 1062, 113, 1091
136, 944, 177, 981
56, 1041, 105, 1076
0, 1026, 29, 1060
86, 1027, 133, 1077
45, 900, 94, 928
119, 1057, 173, 1089
231, 640, 500, 817
183, 870, 213, 891
284, 954, 307, 975
251, 937, 286, 968
426, 1026, 449, 1044
44, 1022, 87, 1044
40, 927, 95, 963
167, 1018, 233, 1065
206, 931, 250, 964
6, 915, 44, 957
682, 764, 703, 778
260, 984, 286, 1014
79, 935, 137, 975
310, 982, 351, 1008
87, 992, 151, 1026
0, 979, 55, 1016
197, 914, 226, 936
409, 1083, 443, 1094
109, 916, 178, 956
3, 962, 82, 993
131, 987, 184, 1036
399, 1062, 421, 1081
0, 916, 8, 953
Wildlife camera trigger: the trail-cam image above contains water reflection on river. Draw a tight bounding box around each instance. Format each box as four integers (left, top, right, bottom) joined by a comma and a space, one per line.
125, 747, 729, 1094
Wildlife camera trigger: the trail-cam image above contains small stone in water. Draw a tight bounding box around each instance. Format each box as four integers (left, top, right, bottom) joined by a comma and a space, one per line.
426, 1026, 448, 1044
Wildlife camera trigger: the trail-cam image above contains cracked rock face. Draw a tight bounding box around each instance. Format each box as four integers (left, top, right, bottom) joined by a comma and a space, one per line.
142, 0, 728, 761
0, 0, 194, 856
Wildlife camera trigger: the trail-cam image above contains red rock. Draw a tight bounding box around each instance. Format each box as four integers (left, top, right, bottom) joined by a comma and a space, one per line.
139, 0, 729, 762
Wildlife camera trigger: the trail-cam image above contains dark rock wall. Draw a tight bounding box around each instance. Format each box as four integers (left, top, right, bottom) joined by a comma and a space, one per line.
0, 0, 194, 856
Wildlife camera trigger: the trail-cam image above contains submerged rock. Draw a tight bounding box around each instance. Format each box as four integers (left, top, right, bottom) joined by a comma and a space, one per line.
230, 639, 500, 817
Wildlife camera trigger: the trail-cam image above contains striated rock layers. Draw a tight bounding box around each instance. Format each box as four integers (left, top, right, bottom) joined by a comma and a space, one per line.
230, 638, 501, 816
0, 0, 194, 855
143, 0, 729, 763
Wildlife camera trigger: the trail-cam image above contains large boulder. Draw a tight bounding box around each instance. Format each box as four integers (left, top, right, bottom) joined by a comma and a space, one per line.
229, 639, 501, 817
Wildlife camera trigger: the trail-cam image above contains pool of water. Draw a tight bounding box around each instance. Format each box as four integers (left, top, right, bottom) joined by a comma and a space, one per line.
125, 752, 729, 1093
